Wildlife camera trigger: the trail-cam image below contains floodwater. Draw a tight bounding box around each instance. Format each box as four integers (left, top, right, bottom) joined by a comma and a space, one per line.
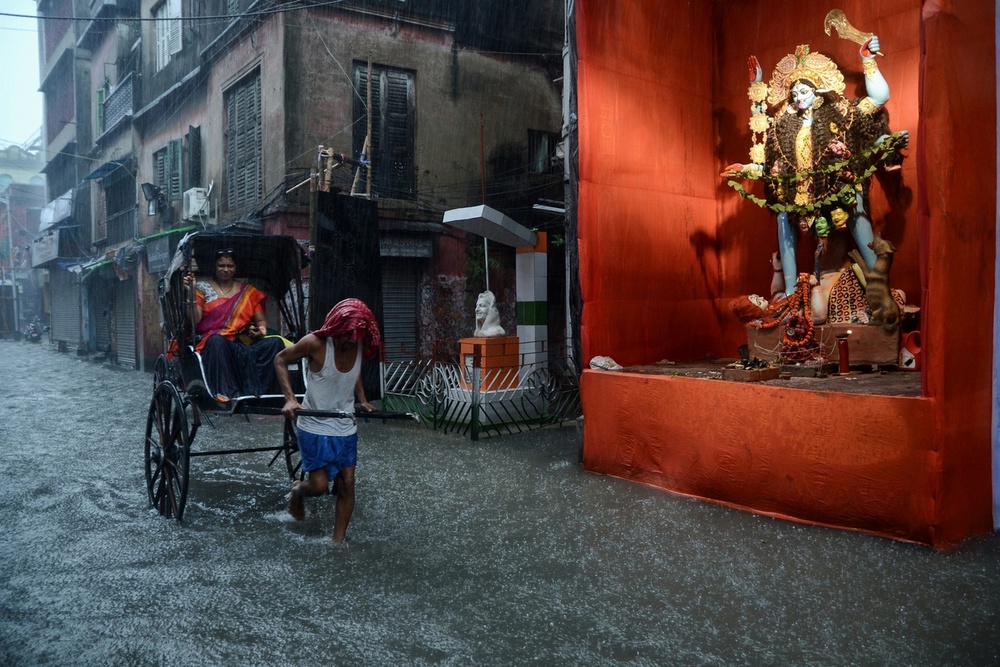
1, 340, 998, 666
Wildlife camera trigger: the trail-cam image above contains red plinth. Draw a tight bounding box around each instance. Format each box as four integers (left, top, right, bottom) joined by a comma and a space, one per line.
459, 337, 520, 391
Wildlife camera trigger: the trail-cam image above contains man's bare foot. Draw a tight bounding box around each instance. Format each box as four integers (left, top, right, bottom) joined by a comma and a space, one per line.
288, 482, 305, 521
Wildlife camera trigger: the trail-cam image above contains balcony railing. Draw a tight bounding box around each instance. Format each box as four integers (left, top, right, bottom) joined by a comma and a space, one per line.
103, 74, 135, 135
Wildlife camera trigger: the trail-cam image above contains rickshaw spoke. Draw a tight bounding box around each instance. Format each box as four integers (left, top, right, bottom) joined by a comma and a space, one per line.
144, 382, 189, 521
163, 462, 179, 518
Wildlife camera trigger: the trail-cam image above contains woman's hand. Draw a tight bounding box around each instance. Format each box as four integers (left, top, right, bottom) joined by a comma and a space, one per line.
182, 273, 204, 324
249, 314, 267, 339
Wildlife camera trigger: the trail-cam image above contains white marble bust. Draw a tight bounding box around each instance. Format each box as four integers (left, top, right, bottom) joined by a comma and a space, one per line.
473, 290, 505, 337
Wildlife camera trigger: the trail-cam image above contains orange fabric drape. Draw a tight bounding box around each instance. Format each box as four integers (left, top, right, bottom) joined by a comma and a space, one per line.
576, 1, 719, 367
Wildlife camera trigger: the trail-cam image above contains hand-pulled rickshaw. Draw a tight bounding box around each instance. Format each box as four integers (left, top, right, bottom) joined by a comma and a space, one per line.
145, 231, 413, 521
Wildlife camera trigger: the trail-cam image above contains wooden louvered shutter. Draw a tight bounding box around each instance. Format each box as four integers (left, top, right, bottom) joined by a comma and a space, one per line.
167, 0, 182, 55
353, 67, 377, 175
353, 64, 415, 199
382, 69, 414, 197
225, 70, 262, 210
186, 125, 201, 188
167, 138, 183, 201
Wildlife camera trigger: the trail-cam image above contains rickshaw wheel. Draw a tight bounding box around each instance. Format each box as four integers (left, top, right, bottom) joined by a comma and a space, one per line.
144, 381, 191, 521
282, 417, 303, 481
153, 354, 168, 387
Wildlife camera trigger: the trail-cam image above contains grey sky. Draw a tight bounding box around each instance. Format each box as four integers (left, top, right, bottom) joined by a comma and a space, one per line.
0, 0, 44, 149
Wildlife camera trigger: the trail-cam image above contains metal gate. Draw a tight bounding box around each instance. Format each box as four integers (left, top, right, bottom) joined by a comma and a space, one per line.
381, 259, 418, 361
0, 284, 14, 335
90, 279, 112, 354
114, 279, 136, 368
50, 269, 81, 350
381, 339, 581, 440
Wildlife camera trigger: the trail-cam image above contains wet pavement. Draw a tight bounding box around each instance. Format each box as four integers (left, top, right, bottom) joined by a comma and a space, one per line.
1, 339, 998, 666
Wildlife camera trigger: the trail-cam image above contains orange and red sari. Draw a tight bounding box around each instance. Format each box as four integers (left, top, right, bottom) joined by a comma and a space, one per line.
193, 282, 266, 352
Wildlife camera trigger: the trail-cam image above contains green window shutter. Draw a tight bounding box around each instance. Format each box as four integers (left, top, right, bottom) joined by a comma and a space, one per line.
225, 70, 262, 209
353, 63, 415, 199
186, 125, 201, 188
167, 138, 183, 201
96, 85, 107, 135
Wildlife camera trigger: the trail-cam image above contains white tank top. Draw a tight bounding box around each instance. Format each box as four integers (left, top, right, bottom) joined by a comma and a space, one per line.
298, 339, 362, 437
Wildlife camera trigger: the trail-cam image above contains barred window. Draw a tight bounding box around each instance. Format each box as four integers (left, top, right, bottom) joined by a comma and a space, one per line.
104, 166, 137, 244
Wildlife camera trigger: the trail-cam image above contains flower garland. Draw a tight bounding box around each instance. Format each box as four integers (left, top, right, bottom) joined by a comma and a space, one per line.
746, 296, 792, 330
747, 275, 816, 349
726, 131, 908, 223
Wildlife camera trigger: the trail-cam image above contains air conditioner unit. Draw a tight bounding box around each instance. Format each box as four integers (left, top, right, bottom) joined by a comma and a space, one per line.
182, 187, 214, 223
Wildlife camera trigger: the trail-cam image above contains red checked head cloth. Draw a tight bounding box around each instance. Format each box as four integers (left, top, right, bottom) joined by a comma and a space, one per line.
312, 298, 381, 359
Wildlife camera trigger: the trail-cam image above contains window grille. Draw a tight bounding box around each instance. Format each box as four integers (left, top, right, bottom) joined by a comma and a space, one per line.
104, 167, 137, 244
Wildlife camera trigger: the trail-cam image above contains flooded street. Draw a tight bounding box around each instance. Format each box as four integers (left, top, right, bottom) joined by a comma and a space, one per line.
1, 339, 999, 666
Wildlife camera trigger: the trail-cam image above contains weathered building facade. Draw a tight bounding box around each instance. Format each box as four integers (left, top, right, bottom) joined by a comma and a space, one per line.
36, 0, 94, 353
36, 0, 565, 370
0, 146, 46, 336
78, 0, 145, 366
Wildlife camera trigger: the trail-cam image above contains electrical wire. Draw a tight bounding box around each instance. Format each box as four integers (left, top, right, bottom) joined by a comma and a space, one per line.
0, 0, 348, 23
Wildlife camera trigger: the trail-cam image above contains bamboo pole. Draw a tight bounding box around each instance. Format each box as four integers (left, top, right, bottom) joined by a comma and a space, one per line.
480, 113, 489, 293
366, 55, 372, 197
307, 146, 320, 326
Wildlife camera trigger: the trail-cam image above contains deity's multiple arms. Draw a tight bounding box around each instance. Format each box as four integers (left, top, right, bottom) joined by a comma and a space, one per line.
723, 30, 909, 299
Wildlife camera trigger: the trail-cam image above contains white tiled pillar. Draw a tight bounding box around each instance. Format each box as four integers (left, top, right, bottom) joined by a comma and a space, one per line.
516, 232, 548, 371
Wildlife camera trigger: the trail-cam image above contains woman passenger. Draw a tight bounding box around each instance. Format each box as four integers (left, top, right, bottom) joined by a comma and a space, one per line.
182, 248, 286, 400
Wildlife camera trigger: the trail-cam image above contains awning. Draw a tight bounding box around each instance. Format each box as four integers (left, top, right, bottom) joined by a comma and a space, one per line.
77, 256, 113, 280
442, 205, 537, 248
83, 159, 131, 181
39, 190, 74, 231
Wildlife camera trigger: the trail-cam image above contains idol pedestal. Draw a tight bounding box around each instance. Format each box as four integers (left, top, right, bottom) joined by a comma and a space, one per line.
459, 336, 520, 391
746, 323, 900, 366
